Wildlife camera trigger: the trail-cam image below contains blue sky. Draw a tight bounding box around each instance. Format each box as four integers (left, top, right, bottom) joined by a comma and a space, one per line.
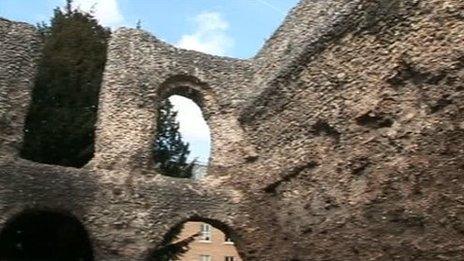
0, 0, 299, 162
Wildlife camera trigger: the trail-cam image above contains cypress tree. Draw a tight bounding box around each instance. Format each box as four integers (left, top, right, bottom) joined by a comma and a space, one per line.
154, 99, 194, 178
21, 0, 110, 167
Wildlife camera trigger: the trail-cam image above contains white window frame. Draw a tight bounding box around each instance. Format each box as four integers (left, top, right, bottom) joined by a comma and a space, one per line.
199, 223, 212, 242
200, 254, 212, 261
225, 256, 235, 261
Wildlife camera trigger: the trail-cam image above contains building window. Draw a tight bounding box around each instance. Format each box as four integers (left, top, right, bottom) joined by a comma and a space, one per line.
199, 223, 212, 241
200, 254, 212, 261
225, 256, 235, 261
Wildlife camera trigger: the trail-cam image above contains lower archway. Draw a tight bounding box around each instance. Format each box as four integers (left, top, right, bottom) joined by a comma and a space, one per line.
0, 210, 94, 261
147, 218, 243, 261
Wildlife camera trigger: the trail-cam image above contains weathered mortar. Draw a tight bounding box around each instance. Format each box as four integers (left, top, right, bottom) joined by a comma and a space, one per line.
1, 0, 464, 260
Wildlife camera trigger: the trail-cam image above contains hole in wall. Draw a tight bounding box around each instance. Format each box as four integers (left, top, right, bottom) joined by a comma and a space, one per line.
311, 120, 340, 142
19, 5, 110, 168
0, 210, 94, 261
430, 96, 452, 114
153, 94, 211, 180
147, 220, 242, 261
355, 112, 394, 129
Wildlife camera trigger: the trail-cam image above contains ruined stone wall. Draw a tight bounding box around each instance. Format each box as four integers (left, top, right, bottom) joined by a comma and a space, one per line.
0, 18, 248, 261
1, 0, 464, 260
0, 18, 41, 158
92, 30, 256, 171
239, 0, 464, 259
252, 0, 361, 98
0, 159, 244, 260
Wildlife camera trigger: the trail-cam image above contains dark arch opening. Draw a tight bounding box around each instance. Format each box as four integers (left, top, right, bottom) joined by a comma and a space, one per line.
147, 217, 243, 261
0, 210, 94, 261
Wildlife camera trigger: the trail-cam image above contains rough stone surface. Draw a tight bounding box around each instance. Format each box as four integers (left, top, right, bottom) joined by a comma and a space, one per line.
1, 0, 464, 260
0, 18, 41, 158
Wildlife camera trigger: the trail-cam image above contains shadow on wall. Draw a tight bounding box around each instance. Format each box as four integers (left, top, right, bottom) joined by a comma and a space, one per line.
0, 209, 94, 261
146, 218, 243, 261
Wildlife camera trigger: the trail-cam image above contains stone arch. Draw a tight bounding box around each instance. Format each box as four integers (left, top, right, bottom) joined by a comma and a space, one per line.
156, 75, 215, 116
153, 75, 215, 175
0, 209, 94, 261
154, 75, 256, 170
145, 216, 244, 261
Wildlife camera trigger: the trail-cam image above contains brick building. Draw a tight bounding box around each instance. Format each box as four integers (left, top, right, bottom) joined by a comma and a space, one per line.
175, 222, 241, 261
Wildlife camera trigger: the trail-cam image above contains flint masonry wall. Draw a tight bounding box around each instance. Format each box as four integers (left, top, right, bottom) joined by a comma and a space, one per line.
92, 31, 257, 171
0, 17, 245, 260
239, 0, 464, 259
0, 18, 41, 158
252, 0, 362, 98
1, 0, 464, 260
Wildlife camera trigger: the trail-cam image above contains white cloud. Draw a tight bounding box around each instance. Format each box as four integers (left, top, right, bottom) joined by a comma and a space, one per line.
169, 95, 211, 141
176, 12, 234, 56
72, 0, 124, 27
169, 95, 211, 162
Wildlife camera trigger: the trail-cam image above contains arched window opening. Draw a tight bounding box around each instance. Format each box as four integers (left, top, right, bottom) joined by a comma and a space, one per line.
147, 220, 242, 261
154, 94, 211, 179
0, 210, 94, 261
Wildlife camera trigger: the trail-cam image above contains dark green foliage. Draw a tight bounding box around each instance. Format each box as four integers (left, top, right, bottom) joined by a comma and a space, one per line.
147, 223, 199, 261
21, 0, 110, 167
147, 236, 196, 261
153, 99, 195, 178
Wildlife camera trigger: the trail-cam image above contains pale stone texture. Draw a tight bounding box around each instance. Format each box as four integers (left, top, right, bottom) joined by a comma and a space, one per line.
1, 0, 464, 260
0, 18, 41, 158
92, 31, 256, 171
